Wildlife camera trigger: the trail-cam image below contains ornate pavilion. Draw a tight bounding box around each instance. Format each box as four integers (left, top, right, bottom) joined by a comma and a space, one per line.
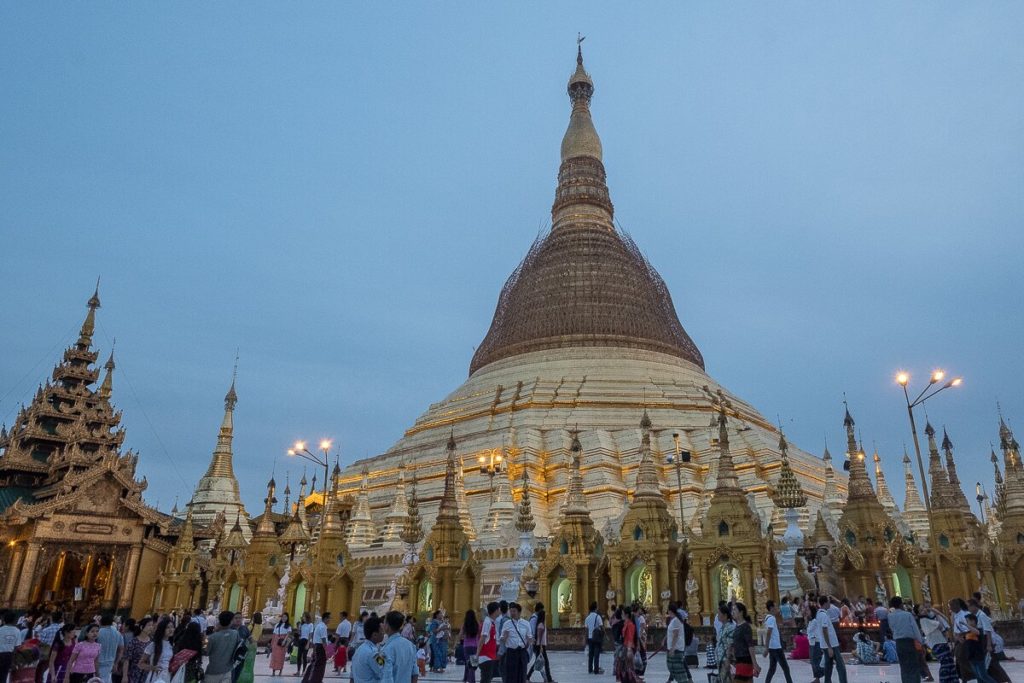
2, 48, 1024, 625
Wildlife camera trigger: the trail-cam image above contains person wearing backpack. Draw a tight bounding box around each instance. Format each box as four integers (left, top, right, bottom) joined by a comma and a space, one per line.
584, 602, 604, 675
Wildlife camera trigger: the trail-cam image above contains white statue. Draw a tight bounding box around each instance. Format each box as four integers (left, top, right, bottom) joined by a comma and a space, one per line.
921, 574, 932, 603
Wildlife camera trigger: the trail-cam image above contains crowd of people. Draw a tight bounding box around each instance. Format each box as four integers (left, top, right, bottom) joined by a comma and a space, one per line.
737, 591, 1014, 683
0, 589, 1016, 683
0, 607, 261, 683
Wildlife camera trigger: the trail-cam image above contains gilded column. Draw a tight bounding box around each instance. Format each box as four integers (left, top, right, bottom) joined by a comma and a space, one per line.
81, 555, 97, 594
103, 558, 118, 606
4, 544, 25, 603
14, 542, 42, 607
50, 551, 68, 592
120, 545, 143, 609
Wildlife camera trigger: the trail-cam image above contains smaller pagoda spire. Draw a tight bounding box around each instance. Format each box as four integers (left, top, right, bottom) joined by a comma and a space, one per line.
220, 512, 249, 554
282, 472, 291, 514
297, 469, 308, 526
941, 428, 973, 514
255, 476, 277, 535
177, 507, 195, 550
843, 404, 880, 502
278, 498, 311, 550
925, 421, 954, 508
992, 447, 1006, 515
772, 431, 807, 509
713, 408, 740, 491
455, 448, 477, 541
77, 279, 101, 347
633, 408, 663, 499
400, 467, 424, 546
345, 468, 377, 547
437, 431, 461, 524
902, 448, 926, 514
381, 460, 410, 543
873, 449, 900, 517
98, 345, 116, 399
514, 466, 536, 533
563, 429, 589, 514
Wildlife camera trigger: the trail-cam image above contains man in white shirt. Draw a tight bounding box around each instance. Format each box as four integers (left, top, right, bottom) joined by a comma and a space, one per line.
0, 611, 24, 683
303, 613, 330, 683
584, 601, 604, 675
763, 601, 793, 683
815, 596, 847, 683
335, 612, 352, 643
499, 603, 533, 683
665, 607, 689, 683
333, 611, 352, 674
806, 602, 823, 683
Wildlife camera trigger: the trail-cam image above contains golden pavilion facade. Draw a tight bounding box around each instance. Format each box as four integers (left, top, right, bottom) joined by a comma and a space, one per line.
3, 49, 1024, 628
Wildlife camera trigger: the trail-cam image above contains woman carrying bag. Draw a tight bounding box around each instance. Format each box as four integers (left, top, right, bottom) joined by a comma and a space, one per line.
139, 619, 174, 683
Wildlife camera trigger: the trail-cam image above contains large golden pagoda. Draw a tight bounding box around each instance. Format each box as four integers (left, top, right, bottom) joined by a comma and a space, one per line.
323, 46, 843, 622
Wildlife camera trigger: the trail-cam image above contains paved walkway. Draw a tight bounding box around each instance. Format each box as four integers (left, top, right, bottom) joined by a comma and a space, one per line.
251, 647, 1024, 682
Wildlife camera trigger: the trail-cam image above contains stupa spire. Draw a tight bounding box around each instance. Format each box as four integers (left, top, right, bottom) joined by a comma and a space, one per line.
400, 467, 424, 546
941, 428, 972, 514
189, 367, 249, 538
345, 467, 377, 547
437, 431, 461, 524
633, 408, 663, 499
873, 450, 899, 517
77, 278, 101, 347
255, 475, 277, 535
514, 465, 536, 533
560, 36, 602, 165
713, 408, 740, 491
468, 40, 704, 375
455, 448, 477, 541
772, 431, 807, 509
902, 448, 926, 513
98, 345, 116, 399
925, 421, 954, 508
843, 404, 879, 502
282, 472, 291, 514
563, 429, 590, 515
381, 460, 410, 543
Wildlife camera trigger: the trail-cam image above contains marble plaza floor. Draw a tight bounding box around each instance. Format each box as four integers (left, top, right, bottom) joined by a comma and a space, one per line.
249, 647, 1024, 683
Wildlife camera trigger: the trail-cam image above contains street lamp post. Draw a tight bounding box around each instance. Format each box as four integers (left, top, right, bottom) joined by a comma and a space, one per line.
288, 438, 334, 613
895, 369, 962, 605
669, 433, 691, 542
478, 448, 504, 500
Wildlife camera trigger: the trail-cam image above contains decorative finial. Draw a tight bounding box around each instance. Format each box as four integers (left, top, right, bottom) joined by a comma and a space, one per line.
89, 276, 101, 310
225, 353, 238, 410
577, 32, 586, 65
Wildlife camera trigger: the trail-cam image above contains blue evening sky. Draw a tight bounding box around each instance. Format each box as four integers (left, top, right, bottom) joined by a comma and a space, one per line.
2, 4, 1022, 513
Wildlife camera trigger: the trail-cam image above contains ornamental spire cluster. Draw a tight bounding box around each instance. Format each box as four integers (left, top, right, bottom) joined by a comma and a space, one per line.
843, 406, 879, 502
772, 431, 807, 509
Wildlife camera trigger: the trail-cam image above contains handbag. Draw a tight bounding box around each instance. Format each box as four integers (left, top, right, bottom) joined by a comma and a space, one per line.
468, 654, 479, 668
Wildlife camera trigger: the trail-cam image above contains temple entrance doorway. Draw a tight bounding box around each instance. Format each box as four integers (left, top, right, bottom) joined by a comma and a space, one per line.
416, 578, 434, 622
227, 584, 241, 611
293, 581, 307, 616
33, 551, 116, 609
550, 577, 572, 628
625, 562, 653, 608
712, 561, 742, 606
891, 567, 912, 600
